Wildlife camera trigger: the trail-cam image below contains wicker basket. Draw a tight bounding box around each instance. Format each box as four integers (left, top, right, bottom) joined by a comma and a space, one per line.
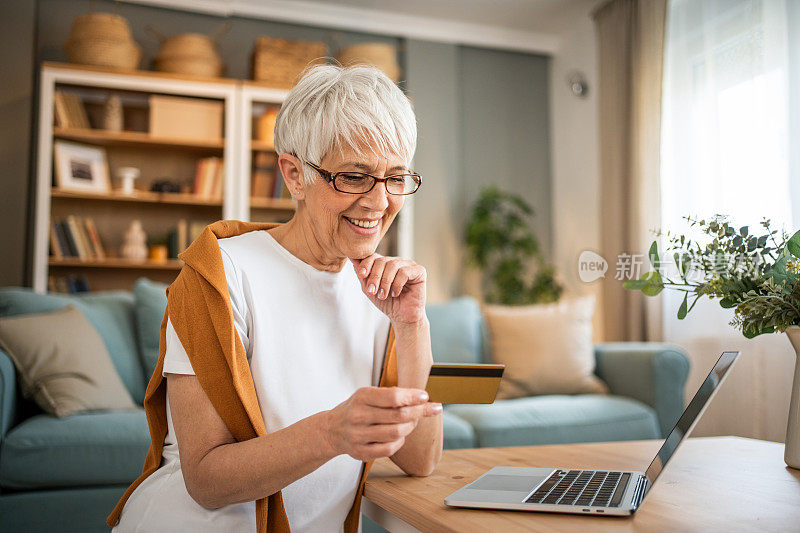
65, 13, 141, 70
154, 33, 223, 78
336, 43, 400, 82
252, 36, 327, 89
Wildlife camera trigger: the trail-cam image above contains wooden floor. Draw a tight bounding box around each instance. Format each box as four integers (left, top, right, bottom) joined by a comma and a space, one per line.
363, 437, 800, 532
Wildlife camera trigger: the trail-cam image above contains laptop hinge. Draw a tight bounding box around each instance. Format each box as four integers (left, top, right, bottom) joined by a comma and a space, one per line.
631, 476, 648, 510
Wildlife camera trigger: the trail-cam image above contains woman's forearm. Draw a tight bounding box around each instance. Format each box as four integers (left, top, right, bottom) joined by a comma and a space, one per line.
389, 317, 443, 476
189, 411, 338, 508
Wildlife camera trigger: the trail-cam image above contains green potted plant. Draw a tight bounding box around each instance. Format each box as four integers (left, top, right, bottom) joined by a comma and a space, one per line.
624, 215, 800, 469
465, 186, 562, 305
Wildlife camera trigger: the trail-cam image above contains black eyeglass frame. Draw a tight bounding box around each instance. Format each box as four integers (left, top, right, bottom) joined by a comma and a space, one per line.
303, 160, 422, 196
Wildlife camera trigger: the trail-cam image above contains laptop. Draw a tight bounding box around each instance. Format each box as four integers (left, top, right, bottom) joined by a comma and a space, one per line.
444, 350, 739, 516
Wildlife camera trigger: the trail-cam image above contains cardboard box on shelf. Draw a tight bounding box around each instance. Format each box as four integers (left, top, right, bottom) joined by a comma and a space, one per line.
149, 95, 223, 140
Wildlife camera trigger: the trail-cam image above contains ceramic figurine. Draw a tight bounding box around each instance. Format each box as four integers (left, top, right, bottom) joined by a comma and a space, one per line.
121, 220, 148, 261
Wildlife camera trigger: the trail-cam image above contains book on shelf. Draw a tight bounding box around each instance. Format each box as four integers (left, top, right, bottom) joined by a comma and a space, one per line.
84, 217, 106, 260
66, 215, 90, 259
251, 152, 277, 198
193, 157, 223, 199
50, 216, 106, 260
53, 91, 90, 130
164, 218, 206, 258
48, 274, 90, 294
49, 222, 63, 259
167, 218, 190, 259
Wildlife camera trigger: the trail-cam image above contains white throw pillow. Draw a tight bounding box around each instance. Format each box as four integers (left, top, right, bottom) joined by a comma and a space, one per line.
483, 295, 608, 399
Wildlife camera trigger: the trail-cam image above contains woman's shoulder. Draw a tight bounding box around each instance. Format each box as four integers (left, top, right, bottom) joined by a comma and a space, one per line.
216, 230, 275, 266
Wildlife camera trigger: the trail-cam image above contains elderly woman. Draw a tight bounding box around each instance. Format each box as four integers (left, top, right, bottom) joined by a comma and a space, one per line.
108, 64, 443, 533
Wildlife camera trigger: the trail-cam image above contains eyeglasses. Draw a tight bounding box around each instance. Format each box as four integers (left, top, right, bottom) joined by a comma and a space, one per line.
304, 160, 422, 196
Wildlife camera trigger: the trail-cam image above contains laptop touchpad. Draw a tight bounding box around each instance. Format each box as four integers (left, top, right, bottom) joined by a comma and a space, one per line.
470, 474, 547, 492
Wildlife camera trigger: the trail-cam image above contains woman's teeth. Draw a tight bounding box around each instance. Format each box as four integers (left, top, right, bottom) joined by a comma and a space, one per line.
344, 216, 379, 229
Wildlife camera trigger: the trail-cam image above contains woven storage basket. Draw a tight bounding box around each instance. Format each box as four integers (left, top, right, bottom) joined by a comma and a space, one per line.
154, 33, 223, 77
65, 13, 141, 70
252, 36, 327, 89
336, 43, 400, 82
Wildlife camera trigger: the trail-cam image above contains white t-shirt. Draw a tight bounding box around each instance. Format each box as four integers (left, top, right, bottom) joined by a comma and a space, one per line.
114, 230, 391, 533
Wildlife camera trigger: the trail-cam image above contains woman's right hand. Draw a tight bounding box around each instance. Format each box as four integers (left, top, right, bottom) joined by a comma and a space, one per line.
323, 387, 442, 462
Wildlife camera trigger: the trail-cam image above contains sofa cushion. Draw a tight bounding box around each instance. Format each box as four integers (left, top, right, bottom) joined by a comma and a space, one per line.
427, 297, 485, 364
443, 410, 477, 449
133, 278, 168, 378
0, 288, 146, 404
446, 395, 660, 447
0, 410, 149, 489
0, 305, 137, 417
483, 297, 607, 399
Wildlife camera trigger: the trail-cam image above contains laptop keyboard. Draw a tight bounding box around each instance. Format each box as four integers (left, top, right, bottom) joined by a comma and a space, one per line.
524, 470, 631, 507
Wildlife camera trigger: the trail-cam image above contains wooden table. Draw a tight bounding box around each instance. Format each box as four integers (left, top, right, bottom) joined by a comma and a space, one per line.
363, 437, 800, 532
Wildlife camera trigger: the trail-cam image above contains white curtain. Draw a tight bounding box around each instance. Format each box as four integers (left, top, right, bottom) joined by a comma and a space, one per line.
660, 0, 800, 441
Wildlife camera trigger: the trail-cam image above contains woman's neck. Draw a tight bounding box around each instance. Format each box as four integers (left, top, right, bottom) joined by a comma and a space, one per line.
267, 209, 347, 273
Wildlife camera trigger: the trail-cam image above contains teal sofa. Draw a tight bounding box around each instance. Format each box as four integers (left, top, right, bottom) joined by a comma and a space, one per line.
0, 285, 689, 532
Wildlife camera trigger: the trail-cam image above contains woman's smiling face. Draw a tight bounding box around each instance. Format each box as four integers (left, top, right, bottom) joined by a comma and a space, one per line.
292, 144, 407, 261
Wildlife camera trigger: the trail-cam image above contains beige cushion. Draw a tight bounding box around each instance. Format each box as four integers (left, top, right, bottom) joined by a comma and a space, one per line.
0, 305, 137, 417
483, 296, 608, 399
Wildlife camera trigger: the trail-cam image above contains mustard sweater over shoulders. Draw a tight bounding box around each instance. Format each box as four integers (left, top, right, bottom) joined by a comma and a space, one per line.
106, 220, 398, 533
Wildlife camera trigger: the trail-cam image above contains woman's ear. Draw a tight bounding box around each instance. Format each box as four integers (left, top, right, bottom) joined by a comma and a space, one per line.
277, 154, 306, 201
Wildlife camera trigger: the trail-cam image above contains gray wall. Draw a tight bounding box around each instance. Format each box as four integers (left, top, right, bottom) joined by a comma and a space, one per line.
0, 0, 36, 287
406, 41, 551, 301
1, 1, 552, 299
460, 46, 551, 263
405, 40, 464, 302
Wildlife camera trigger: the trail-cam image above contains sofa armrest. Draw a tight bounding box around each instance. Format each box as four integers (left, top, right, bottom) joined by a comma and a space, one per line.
0, 349, 17, 442
594, 343, 690, 437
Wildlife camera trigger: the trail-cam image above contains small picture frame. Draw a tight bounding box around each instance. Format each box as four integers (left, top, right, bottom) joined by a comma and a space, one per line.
53, 140, 111, 193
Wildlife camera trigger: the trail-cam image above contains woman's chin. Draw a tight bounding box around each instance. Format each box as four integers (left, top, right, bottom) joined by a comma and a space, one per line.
348, 243, 379, 260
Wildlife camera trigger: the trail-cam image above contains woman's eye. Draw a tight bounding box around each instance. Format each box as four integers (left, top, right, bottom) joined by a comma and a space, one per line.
340, 174, 368, 183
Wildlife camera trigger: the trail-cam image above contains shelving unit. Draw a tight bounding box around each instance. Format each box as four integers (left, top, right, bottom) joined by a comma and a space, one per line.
49, 258, 183, 270
237, 82, 294, 224
33, 62, 413, 294
50, 188, 223, 207
53, 127, 225, 150
35, 62, 239, 293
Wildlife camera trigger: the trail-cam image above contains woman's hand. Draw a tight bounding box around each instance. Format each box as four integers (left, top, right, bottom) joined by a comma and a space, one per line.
324, 386, 442, 462
350, 254, 427, 325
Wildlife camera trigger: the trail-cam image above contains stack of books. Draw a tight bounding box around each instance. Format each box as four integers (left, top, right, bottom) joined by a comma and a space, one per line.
251, 152, 290, 200
49, 215, 105, 260
166, 219, 209, 259
53, 91, 91, 129
194, 157, 224, 199
48, 274, 90, 294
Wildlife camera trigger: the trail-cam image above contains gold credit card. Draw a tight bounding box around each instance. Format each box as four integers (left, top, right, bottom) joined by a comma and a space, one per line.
424, 363, 505, 404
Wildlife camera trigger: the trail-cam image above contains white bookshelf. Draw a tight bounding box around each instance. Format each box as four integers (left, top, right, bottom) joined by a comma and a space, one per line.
33, 62, 414, 293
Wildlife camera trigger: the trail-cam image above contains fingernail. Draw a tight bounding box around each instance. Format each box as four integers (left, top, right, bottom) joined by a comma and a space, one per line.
361, 268, 367, 276
417, 392, 429, 402
368, 284, 376, 294
378, 288, 385, 299
432, 403, 443, 413
390, 290, 397, 297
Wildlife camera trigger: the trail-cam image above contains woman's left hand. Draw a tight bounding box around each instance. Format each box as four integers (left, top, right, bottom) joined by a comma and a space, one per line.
350, 254, 427, 325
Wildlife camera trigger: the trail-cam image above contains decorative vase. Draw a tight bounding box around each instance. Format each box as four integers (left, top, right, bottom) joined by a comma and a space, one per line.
785, 326, 800, 469
121, 220, 148, 261
116, 166, 140, 195
103, 95, 123, 131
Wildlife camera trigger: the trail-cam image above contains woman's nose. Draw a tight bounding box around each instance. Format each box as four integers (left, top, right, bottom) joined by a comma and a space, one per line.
361, 182, 390, 210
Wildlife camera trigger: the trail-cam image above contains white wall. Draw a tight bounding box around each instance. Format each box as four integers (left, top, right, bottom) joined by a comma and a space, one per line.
549, 3, 605, 339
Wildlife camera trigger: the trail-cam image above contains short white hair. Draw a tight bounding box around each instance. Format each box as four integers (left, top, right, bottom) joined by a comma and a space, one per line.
274, 64, 417, 184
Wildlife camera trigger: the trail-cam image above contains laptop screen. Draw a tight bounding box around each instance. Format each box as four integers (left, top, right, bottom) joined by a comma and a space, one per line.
643, 351, 739, 491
